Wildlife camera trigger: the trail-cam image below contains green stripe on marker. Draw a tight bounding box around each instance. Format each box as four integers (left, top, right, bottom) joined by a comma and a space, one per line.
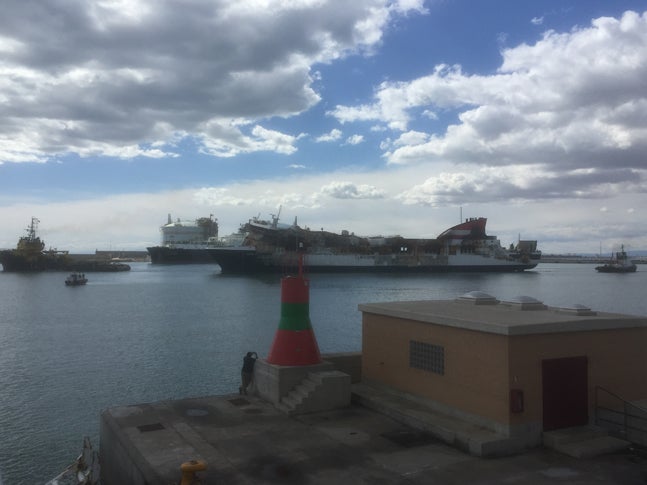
279, 302, 311, 331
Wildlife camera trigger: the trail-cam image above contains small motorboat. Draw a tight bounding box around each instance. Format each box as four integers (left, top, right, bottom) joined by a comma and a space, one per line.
65, 272, 88, 286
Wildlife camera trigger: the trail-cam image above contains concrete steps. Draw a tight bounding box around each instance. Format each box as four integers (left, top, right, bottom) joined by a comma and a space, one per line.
277, 374, 319, 415
351, 382, 534, 457
278, 371, 351, 415
543, 426, 631, 458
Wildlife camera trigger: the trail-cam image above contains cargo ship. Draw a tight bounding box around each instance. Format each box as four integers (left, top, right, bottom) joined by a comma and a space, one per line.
0, 218, 130, 272
205, 213, 541, 274
146, 214, 244, 264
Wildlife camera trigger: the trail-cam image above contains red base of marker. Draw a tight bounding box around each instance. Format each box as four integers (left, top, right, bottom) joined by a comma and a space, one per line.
266, 328, 322, 366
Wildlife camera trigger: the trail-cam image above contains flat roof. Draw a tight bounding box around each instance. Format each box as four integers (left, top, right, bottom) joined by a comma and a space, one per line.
358, 297, 647, 336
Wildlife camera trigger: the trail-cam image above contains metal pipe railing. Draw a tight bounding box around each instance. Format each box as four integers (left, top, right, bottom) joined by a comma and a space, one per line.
595, 386, 647, 443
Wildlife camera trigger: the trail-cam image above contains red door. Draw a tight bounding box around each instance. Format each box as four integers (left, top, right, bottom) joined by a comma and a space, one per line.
542, 356, 588, 431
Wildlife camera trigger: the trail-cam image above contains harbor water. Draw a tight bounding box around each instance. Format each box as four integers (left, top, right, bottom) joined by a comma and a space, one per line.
1, 262, 646, 484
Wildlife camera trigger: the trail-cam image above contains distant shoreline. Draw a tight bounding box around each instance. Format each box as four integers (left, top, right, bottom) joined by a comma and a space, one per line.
77, 250, 150, 262
541, 255, 647, 264
3, 250, 645, 265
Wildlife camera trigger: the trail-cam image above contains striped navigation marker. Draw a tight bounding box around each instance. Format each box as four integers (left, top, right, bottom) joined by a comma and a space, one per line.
267, 257, 322, 366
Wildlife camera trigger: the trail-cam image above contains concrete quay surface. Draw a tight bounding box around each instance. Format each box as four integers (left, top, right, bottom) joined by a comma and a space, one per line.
99, 388, 647, 484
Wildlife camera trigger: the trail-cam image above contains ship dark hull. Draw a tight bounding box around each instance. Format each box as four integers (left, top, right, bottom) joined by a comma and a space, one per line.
0, 250, 70, 271
595, 264, 637, 273
207, 247, 537, 274
147, 246, 217, 264
0, 250, 130, 272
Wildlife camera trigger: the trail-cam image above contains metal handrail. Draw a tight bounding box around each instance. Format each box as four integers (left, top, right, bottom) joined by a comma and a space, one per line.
595, 386, 647, 442
596, 386, 647, 412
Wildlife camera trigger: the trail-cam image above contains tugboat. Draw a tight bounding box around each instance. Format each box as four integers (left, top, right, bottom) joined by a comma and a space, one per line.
65, 272, 88, 286
0, 217, 70, 271
0, 217, 130, 272
595, 245, 637, 273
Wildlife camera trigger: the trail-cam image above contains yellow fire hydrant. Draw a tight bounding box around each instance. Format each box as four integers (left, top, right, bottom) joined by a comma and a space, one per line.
180, 459, 207, 485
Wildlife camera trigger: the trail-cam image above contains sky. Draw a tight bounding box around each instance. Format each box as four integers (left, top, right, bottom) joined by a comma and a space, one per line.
1, 0, 647, 255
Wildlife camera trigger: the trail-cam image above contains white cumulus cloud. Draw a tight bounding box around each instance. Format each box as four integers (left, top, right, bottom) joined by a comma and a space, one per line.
0, 0, 424, 163
320, 181, 386, 199
330, 9, 647, 206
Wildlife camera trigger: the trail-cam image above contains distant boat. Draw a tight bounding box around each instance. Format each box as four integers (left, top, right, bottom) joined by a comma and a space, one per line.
595, 245, 637, 273
65, 272, 88, 286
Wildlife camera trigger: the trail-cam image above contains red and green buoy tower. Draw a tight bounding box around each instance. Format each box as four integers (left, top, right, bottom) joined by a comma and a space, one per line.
266, 255, 322, 366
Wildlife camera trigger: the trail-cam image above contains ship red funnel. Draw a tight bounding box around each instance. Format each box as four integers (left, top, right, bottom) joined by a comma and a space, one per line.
266, 260, 321, 366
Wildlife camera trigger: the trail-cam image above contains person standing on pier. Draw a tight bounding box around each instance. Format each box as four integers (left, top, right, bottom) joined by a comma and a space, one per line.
239, 351, 258, 395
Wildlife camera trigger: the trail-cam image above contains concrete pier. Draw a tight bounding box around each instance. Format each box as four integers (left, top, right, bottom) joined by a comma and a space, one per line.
98, 287, 647, 484
99, 360, 646, 484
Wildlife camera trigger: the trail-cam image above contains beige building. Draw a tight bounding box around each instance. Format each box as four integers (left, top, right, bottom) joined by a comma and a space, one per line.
359, 291, 647, 448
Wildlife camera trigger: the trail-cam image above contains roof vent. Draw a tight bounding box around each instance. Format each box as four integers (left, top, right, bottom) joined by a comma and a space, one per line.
501, 295, 547, 311
456, 291, 499, 305
556, 304, 597, 316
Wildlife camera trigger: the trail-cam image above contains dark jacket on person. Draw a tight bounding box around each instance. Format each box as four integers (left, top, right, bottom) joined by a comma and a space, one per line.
242, 353, 257, 373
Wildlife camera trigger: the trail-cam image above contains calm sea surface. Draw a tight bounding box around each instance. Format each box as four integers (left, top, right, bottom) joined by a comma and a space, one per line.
1, 262, 646, 484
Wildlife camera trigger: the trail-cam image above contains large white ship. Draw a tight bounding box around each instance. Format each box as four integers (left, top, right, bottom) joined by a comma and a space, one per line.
147, 214, 243, 264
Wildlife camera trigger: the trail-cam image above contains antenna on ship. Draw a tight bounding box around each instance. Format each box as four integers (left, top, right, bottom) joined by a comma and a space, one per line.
27, 217, 40, 240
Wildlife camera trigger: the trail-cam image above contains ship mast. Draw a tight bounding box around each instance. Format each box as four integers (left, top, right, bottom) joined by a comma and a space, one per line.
270, 205, 282, 229
26, 217, 40, 241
